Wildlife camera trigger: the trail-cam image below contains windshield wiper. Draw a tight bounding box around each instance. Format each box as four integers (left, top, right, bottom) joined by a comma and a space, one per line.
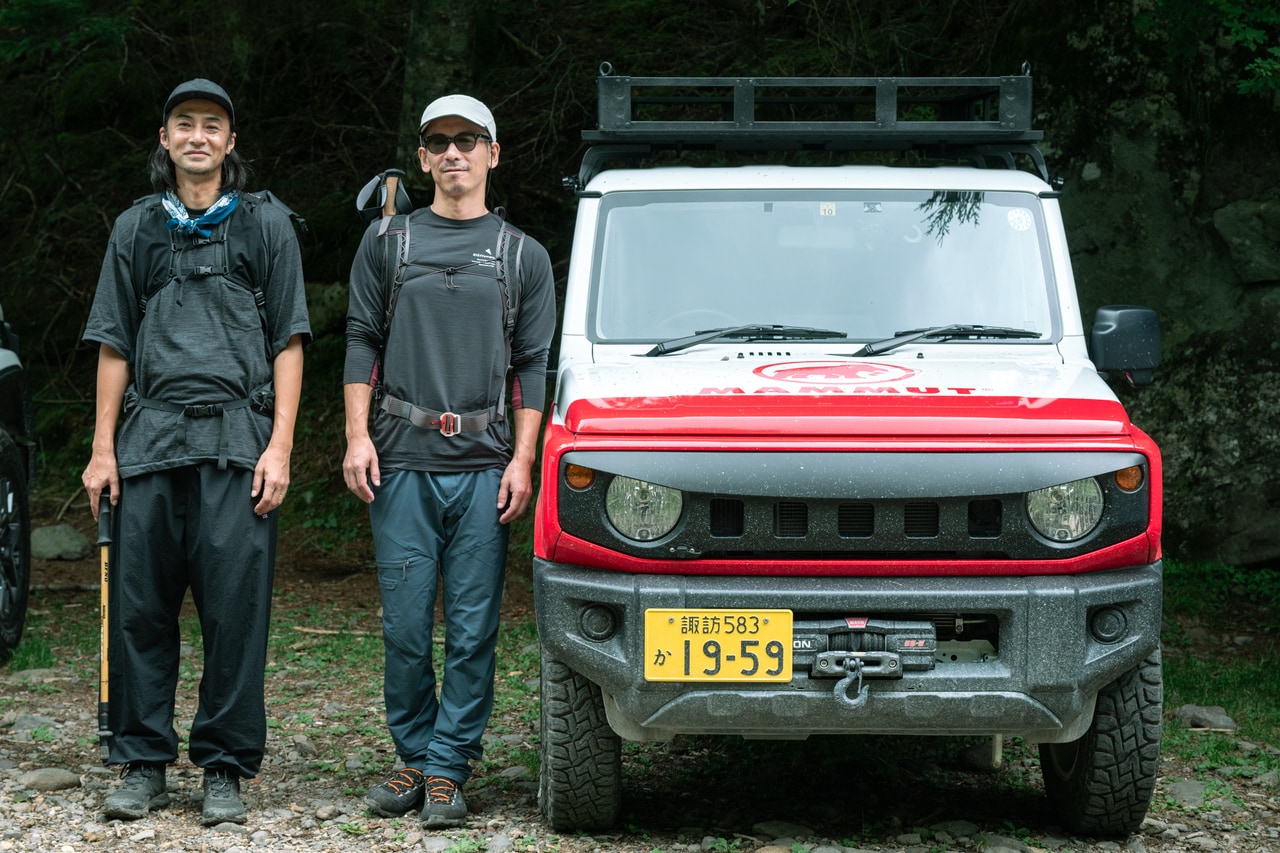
850, 324, 1041, 357
644, 324, 847, 357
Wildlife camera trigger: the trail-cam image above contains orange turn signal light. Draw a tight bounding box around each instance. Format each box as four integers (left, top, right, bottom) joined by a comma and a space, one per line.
565, 464, 596, 490
1114, 466, 1144, 492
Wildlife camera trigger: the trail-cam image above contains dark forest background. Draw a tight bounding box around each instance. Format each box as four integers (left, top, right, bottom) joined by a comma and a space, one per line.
2, 0, 1277, 562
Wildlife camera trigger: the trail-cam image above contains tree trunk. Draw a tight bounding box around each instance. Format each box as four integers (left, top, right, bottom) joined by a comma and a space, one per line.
398, 1, 476, 192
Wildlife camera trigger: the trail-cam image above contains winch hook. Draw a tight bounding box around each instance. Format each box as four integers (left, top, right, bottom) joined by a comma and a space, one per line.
834, 657, 869, 710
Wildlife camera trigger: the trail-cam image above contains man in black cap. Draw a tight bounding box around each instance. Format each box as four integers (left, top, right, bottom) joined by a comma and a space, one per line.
82, 78, 310, 825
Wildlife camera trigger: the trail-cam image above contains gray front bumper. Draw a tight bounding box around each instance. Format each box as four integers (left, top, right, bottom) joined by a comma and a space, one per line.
533, 560, 1162, 743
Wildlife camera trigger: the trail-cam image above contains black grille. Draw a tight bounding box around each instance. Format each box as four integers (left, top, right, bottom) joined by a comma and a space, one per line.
558, 449, 1149, 562
904, 502, 940, 538
710, 498, 744, 537
968, 499, 1002, 538
837, 503, 874, 537
775, 502, 809, 537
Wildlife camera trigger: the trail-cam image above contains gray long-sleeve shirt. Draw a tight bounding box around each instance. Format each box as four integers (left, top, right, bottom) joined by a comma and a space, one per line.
344, 208, 556, 472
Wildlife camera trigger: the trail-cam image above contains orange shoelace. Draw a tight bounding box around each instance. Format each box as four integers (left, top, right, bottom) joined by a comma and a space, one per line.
384, 768, 424, 794
426, 775, 458, 803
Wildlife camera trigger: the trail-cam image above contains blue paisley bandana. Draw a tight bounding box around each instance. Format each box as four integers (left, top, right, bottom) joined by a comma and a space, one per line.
163, 189, 239, 238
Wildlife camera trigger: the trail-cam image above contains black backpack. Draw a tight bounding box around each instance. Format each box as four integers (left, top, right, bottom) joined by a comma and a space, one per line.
356, 169, 525, 390
131, 190, 308, 351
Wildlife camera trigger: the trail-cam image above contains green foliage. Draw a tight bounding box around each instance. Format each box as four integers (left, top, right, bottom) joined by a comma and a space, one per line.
1136, 0, 1280, 94
31, 724, 57, 742
1213, 0, 1280, 94
704, 838, 741, 853
0, 0, 131, 64
1163, 557, 1280, 635
7, 630, 55, 670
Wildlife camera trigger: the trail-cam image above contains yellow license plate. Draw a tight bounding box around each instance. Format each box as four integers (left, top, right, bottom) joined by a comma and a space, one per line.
644, 609, 792, 682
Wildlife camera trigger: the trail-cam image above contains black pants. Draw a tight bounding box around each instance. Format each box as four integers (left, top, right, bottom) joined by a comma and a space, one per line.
107, 464, 276, 777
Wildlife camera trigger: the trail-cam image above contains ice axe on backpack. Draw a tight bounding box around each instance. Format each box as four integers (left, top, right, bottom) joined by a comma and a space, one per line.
96, 489, 113, 764
356, 168, 414, 231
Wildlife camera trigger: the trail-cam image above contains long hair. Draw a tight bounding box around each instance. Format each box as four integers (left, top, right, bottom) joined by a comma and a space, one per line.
148, 145, 249, 194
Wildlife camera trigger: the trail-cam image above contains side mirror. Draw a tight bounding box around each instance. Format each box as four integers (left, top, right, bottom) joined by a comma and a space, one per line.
1089, 305, 1160, 388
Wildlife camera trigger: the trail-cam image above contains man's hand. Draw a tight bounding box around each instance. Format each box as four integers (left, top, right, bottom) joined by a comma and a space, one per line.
252, 443, 292, 516
81, 451, 120, 522
497, 406, 543, 524
343, 433, 381, 504
497, 457, 534, 524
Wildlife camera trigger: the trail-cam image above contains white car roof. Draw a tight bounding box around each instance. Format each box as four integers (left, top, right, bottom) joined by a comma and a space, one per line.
584, 164, 1051, 194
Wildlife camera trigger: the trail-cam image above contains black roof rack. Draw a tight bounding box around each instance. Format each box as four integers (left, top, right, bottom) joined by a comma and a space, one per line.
568, 62, 1051, 190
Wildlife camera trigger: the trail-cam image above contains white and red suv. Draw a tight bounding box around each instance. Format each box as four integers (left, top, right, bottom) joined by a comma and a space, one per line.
534, 67, 1163, 837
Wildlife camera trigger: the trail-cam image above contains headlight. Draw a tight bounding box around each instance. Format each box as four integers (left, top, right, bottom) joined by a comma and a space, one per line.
1026, 477, 1104, 542
605, 476, 682, 542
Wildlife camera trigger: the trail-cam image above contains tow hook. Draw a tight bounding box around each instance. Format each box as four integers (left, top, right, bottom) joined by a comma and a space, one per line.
834, 657, 869, 710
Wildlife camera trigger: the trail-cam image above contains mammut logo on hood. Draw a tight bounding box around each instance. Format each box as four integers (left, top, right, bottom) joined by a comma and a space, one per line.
753, 361, 919, 384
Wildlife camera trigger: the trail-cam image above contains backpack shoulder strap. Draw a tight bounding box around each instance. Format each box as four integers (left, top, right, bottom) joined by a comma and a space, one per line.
378, 213, 410, 337
369, 213, 409, 389
131, 193, 166, 313
133, 192, 163, 209
245, 189, 310, 234
493, 219, 526, 341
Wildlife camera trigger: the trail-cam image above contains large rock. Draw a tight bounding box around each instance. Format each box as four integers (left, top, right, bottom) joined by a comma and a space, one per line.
30, 523, 93, 560
1212, 197, 1280, 284
1060, 96, 1280, 567
1124, 312, 1280, 566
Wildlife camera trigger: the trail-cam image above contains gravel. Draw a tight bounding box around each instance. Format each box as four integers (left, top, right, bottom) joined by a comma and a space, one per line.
5, 555, 1280, 852
6, 660, 1280, 853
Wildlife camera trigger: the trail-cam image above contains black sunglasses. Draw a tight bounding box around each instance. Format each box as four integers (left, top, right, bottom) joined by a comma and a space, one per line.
421, 132, 492, 154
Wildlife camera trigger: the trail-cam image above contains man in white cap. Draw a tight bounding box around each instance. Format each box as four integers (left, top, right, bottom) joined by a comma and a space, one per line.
343, 94, 556, 827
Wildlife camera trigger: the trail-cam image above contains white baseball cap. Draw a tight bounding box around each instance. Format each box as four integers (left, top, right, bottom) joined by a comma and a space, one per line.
419, 94, 497, 142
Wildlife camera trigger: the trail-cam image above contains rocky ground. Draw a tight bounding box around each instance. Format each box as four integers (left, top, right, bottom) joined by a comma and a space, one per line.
3, 544, 1280, 853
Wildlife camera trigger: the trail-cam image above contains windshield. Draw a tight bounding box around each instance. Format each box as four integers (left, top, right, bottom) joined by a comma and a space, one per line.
589, 189, 1059, 343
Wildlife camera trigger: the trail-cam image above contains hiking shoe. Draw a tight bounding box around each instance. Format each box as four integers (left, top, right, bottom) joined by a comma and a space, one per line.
365, 767, 426, 817
421, 775, 467, 827
103, 762, 169, 819
200, 768, 246, 826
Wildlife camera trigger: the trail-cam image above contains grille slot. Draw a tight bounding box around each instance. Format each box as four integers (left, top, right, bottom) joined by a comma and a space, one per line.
710, 498, 745, 537
775, 501, 809, 538
968, 499, 1003, 538
837, 503, 874, 538
904, 502, 940, 538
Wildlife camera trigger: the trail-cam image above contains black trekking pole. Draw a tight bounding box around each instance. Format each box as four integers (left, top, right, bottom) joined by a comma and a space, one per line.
97, 489, 113, 764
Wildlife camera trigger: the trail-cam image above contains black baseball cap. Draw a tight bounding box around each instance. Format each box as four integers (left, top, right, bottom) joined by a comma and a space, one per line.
162, 78, 235, 127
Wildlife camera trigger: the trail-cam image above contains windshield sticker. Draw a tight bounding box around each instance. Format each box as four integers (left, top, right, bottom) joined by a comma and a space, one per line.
1007, 208, 1033, 231
821, 202, 836, 216
863, 202, 882, 214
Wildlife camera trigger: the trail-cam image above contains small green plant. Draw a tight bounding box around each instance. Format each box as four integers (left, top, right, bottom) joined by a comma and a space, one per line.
8, 631, 55, 670
25, 682, 61, 695
31, 725, 57, 742
339, 821, 370, 835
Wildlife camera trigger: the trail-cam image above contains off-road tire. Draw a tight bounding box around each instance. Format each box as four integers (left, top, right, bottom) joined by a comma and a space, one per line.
1040, 648, 1163, 836
0, 430, 31, 666
538, 647, 621, 831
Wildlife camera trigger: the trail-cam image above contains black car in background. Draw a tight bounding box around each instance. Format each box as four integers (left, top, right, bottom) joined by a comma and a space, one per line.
0, 302, 34, 665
